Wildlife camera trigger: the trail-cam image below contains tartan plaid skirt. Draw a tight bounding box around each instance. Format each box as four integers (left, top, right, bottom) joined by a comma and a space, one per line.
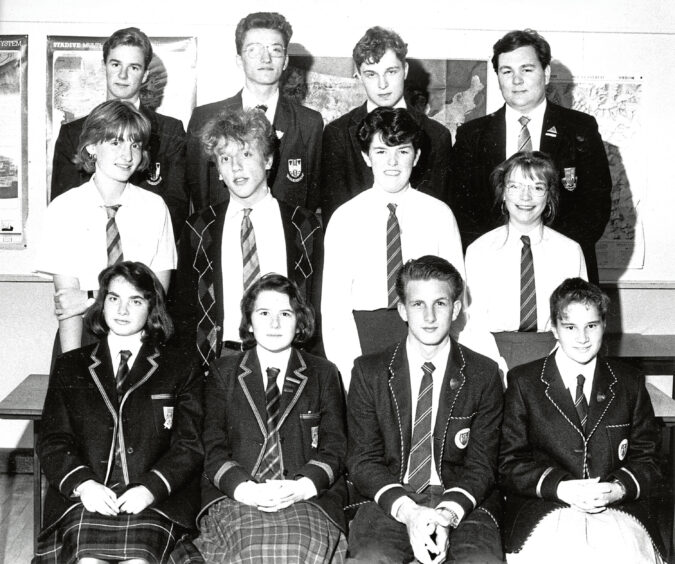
34, 505, 184, 563
194, 497, 347, 563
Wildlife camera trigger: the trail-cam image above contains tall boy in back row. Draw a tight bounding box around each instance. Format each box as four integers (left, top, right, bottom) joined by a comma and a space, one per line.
451, 29, 611, 283
320, 26, 453, 223
186, 12, 324, 212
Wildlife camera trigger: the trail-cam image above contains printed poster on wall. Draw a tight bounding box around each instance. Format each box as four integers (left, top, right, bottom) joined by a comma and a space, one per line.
0, 35, 28, 249
46, 35, 197, 198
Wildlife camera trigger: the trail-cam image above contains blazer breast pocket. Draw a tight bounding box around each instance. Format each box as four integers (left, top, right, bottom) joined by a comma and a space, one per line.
441, 415, 475, 462
300, 412, 321, 451
606, 423, 631, 465
150, 393, 176, 435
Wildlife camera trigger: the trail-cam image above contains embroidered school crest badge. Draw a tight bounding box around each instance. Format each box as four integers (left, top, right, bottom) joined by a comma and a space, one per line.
562, 167, 577, 191
455, 428, 470, 449
147, 162, 162, 186
311, 426, 319, 449
618, 439, 628, 461
163, 406, 174, 430
286, 159, 304, 183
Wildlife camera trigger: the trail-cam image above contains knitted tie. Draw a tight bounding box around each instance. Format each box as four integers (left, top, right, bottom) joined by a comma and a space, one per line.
257, 367, 283, 480
386, 203, 403, 308
519, 235, 537, 331
115, 350, 132, 397
105, 205, 123, 266
241, 208, 261, 293
408, 362, 435, 493
518, 115, 533, 152
575, 374, 589, 433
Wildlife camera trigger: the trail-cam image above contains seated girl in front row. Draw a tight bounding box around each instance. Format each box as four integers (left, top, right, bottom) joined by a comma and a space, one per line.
195, 273, 348, 563
36, 261, 203, 564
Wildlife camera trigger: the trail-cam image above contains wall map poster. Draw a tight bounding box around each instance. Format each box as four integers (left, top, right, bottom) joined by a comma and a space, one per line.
0, 36, 28, 249
46, 35, 197, 197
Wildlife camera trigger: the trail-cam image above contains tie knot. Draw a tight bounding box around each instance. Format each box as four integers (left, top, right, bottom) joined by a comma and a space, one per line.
266, 367, 280, 381
521, 235, 531, 247
387, 202, 397, 215
577, 374, 585, 387
119, 350, 132, 363
519, 115, 530, 126
422, 361, 435, 376
255, 104, 268, 113
105, 205, 121, 219
243, 208, 252, 218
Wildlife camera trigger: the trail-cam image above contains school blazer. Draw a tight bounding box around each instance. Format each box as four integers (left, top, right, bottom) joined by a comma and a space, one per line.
450, 102, 611, 279
171, 200, 323, 367
499, 354, 663, 554
347, 339, 503, 520
198, 348, 348, 531
320, 101, 453, 224
186, 90, 323, 212
50, 105, 188, 238
38, 340, 204, 534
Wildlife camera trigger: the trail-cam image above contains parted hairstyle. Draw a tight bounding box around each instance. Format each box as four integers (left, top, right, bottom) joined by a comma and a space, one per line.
103, 27, 153, 70
550, 277, 610, 324
491, 150, 559, 225
396, 255, 464, 303
74, 100, 151, 174
357, 107, 422, 154
200, 108, 279, 163
239, 273, 315, 349
87, 261, 174, 344
235, 12, 293, 54
492, 29, 551, 73
353, 26, 408, 68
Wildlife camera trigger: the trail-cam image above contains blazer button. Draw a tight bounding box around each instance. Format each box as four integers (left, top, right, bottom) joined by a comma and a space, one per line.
127, 447, 134, 454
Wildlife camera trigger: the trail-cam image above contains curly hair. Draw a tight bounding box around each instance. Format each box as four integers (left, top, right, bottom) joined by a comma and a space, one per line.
353, 26, 408, 69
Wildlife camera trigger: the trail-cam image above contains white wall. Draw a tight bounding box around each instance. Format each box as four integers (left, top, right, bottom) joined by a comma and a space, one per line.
1, 0, 674, 447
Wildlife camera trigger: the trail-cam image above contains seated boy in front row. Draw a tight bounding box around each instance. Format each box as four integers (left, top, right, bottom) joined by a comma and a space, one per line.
500, 278, 664, 563
346, 255, 503, 564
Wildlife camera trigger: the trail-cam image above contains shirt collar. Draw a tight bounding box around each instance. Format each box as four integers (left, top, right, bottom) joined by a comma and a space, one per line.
505, 98, 547, 125
555, 346, 597, 391
107, 332, 144, 368
242, 87, 279, 123
406, 335, 451, 375
368, 183, 412, 205
256, 345, 292, 379
366, 96, 407, 113
505, 223, 545, 246
227, 187, 273, 215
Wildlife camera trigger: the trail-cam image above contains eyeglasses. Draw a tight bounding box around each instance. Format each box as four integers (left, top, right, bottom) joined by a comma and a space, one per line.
505, 181, 548, 198
243, 43, 286, 59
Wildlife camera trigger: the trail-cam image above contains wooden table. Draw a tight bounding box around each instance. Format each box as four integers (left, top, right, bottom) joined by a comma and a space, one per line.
0, 374, 48, 555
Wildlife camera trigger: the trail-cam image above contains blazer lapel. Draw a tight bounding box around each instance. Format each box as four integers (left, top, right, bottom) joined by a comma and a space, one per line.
119, 343, 160, 402
277, 349, 308, 429
540, 102, 562, 161
541, 355, 585, 436
586, 357, 616, 439
88, 341, 118, 420
237, 350, 268, 438
434, 342, 466, 439
387, 342, 412, 461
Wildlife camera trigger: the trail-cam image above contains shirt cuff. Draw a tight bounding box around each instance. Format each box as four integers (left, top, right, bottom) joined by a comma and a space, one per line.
436, 500, 466, 524
392, 495, 416, 522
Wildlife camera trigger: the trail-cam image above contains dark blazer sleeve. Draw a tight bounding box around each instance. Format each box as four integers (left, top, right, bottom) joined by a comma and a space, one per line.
154, 114, 188, 237
414, 115, 453, 205
170, 217, 200, 354
499, 370, 572, 500
38, 353, 100, 497
135, 360, 204, 504
319, 121, 349, 221
186, 107, 209, 212
51, 120, 87, 200
304, 110, 323, 213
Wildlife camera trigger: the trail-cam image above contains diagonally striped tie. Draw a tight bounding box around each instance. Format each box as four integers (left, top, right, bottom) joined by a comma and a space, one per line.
241, 208, 261, 293
105, 205, 124, 266
386, 203, 403, 308
519, 235, 537, 331
115, 350, 132, 398
575, 374, 588, 433
257, 367, 283, 480
518, 115, 533, 152
408, 362, 435, 493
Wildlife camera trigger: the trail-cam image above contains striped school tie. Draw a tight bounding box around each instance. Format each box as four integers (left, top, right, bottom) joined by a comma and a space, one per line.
408, 362, 435, 493
518, 115, 533, 152
241, 208, 260, 292
386, 203, 403, 308
575, 374, 588, 433
115, 350, 132, 397
519, 235, 537, 331
105, 205, 123, 266
257, 367, 283, 480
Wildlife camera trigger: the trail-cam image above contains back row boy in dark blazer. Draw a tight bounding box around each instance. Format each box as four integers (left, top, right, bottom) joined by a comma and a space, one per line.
347, 256, 503, 564
172, 108, 323, 369
320, 26, 453, 224
450, 29, 612, 283
50, 27, 188, 238
186, 12, 323, 213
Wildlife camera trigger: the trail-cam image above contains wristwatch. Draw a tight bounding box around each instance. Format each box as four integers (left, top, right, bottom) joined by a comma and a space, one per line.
438, 507, 460, 528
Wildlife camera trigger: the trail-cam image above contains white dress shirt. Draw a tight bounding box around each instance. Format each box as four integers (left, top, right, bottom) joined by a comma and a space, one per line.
322, 186, 465, 389
221, 190, 288, 342
366, 96, 407, 113
108, 332, 144, 373
505, 100, 547, 158
242, 87, 279, 126
256, 345, 291, 392
36, 179, 176, 290
465, 224, 587, 333
555, 346, 596, 404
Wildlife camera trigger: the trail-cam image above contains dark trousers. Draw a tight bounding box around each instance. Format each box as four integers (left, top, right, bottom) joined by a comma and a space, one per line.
347, 487, 503, 563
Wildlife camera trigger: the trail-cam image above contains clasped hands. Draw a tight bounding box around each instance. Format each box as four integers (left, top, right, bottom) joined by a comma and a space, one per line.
398, 502, 452, 564
76, 480, 155, 516
557, 477, 625, 513
234, 478, 315, 512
